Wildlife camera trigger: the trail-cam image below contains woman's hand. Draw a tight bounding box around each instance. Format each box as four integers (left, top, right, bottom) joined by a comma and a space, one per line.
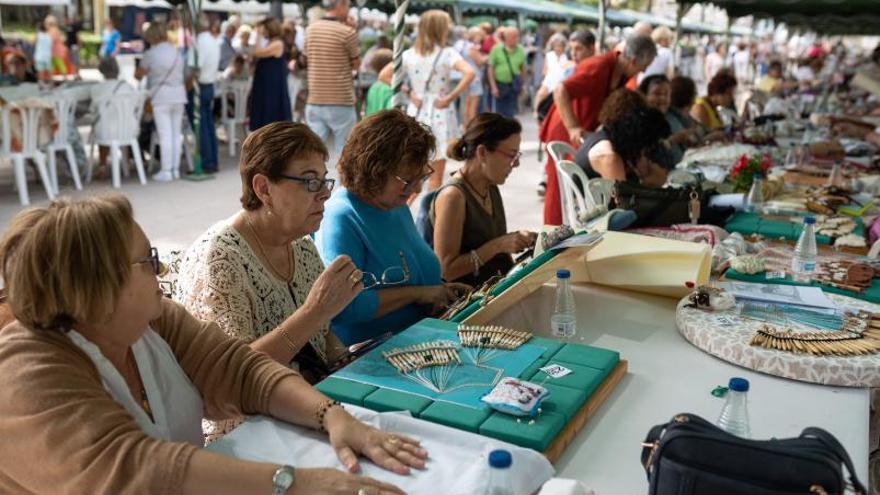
433, 95, 451, 109
568, 127, 585, 148
410, 94, 423, 110
417, 283, 470, 309
291, 468, 405, 495
325, 408, 428, 476
493, 231, 537, 254
302, 256, 364, 322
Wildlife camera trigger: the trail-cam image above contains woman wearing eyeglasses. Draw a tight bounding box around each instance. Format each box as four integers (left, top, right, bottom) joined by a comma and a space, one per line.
430, 113, 537, 286
0, 194, 425, 494
175, 122, 362, 441
316, 110, 467, 346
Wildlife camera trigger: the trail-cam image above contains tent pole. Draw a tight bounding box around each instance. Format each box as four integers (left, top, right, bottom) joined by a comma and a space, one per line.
597, 0, 606, 52
94, 0, 105, 36
183, 0, 212, 181
391, 0, 409, 108
270, 0, 282, 20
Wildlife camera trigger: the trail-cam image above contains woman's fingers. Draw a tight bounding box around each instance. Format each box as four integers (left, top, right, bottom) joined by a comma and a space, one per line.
334, 445, 360, 473
366, 444, 410, 475
329, 255, 354, 273
358, 476, 407, 495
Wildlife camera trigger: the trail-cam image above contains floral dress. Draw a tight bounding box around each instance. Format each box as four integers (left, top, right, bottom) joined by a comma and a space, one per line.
403, 46, 463, 156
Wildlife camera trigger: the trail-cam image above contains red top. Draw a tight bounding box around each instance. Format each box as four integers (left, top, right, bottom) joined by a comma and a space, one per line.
540, 52, 626, 225
481, 35, 497, 55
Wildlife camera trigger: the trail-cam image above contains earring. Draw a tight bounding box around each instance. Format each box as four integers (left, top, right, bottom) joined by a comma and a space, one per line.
266, 208, 273, 216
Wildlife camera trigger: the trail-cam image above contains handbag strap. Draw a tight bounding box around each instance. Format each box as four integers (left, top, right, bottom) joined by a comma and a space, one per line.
416, 48, 444, 119
800, 427, 867, 494
501, 46, 517, 82
149, 48, 181, 100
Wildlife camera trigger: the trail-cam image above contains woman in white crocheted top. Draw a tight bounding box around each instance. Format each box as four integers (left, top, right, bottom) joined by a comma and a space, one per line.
175, 122, 364, 441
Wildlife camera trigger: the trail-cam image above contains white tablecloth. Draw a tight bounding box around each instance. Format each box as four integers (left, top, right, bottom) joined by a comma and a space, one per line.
206, 405, 555, 495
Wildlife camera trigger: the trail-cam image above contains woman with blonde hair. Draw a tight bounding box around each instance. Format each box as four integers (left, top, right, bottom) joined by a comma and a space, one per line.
403, 9, 474, 192
0, 194, 427, 494
460, 26, 487, 125
136, 21, 187, 182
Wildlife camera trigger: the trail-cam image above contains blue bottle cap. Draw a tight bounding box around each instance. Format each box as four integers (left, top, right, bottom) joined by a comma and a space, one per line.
488, 449, 512, 469
728, 377, 749, 392
804, 216, 816, 225
556, 269, 571, 279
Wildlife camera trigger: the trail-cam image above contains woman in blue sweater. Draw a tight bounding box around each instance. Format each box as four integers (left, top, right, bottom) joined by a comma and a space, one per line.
316, 110, 467, 346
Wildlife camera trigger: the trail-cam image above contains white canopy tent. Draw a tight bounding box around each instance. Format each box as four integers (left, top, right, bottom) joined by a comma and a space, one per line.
104, 0, 300, 17
0, 0, 72, 30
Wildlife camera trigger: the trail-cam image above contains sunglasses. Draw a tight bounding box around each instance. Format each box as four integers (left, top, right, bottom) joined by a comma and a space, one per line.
133, 247, 168, 276
395, 165, 435, 194
277, 174, 336, 193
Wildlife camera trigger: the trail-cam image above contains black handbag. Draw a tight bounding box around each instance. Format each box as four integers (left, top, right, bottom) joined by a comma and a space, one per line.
611, 183, 702, 228
641, 413, 867, 495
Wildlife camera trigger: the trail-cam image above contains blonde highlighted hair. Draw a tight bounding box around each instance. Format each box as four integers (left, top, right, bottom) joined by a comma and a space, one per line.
414, 10, 450, 55
0, 195, 136, 331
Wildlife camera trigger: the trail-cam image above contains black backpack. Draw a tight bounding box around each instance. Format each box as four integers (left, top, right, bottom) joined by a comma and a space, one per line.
415, 183, 460, 247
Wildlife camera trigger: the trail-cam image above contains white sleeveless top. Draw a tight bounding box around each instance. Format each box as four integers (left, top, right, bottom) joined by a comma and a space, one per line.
67, 327, 205, 446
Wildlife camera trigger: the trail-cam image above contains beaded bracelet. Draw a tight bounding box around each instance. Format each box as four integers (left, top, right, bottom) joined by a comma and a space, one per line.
315, 398, 342, 433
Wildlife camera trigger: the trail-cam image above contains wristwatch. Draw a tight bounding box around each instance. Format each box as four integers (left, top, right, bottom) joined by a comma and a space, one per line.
271, 465, 296, 495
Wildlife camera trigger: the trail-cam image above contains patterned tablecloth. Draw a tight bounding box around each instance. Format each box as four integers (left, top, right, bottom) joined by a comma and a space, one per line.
675, 293, 880, 387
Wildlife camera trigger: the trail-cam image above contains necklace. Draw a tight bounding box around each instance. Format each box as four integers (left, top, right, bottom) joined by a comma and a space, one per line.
458, 171, 493, 213
244, 214, 293, 282
127, 349, 153, 420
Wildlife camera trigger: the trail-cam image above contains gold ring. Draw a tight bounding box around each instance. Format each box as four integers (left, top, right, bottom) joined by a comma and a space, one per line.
387, 434, 400, 445
348, 271, 362, 284
358, 489, 368, 495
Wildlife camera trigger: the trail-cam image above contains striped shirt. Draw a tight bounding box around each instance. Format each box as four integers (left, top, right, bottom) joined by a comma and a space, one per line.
305, 19, 359, 106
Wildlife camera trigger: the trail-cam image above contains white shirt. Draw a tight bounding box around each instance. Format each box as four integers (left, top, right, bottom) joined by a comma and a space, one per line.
705, 52, 725, 81
141, 42, 188, 106
641, 45, 672, 81
66, 327, 204, 446
191, 31, 221, 84
795, 65, 816, 82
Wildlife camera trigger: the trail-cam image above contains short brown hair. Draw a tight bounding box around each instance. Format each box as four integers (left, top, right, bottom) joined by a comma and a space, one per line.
338, 110, 436, 198
260, 17, 282, 40
0, 195, 136, 331
370, 48, 393, 74
598, 89, 646, 126
239, 121, 329, 210
708, 71, 737, 96
144, 21, 168, 45
670, 76, 697, 109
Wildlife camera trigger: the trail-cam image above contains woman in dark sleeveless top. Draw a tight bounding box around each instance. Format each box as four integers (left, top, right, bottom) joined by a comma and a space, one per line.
430, 113, 537, 286
249, 18, 292, 131
573, 106, 671, 187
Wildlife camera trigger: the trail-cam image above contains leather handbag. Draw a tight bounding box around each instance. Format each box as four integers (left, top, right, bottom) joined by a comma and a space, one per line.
641, 413, 867, 495
611, 183, 702, 228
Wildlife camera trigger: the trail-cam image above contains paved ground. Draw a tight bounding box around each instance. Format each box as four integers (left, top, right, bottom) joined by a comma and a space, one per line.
0, 112, 548, 254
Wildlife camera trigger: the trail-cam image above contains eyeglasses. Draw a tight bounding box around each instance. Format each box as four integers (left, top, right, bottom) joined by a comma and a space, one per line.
277, 174, 336, 193
133, 247, 167, 276
395, 165, 435, 194
362, 251, 411, 290
493, 149, 522, 167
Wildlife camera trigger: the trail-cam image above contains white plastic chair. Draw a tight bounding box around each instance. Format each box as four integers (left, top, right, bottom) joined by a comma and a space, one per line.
587, 178, 615, 209
546, 140, 576, 166
88, 92, 147, 188
220, 78, 250, 157
556, 159, 594, 228
46, 92, 83, 192
0, 102, 56, 205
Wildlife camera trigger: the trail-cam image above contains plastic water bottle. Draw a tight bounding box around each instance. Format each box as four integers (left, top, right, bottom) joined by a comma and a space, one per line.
791, 216, 818, 283
551, 269, 576, 339
744, 173, 765, 213
717, 377, 751, 438
482, 450, 514, 495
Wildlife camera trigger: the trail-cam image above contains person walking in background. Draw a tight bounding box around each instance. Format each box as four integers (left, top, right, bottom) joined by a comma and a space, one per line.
364, 49, 394, 116
641, 26, 673, 81
542, 33, 569, 82
248, 18, 291, 131
460, 26, 487, 125
488, 26, 526, 118
45, 15, 71, 76
403, 10, 474, 193
217, 17, 240, 72
33, 21, 52, 83
137, 22, 187, 182
64, 15, 82, 77
704, 42, 726, 86
191, 18, 221, 173
305, 0, 360, 156
100, 19, 121, 59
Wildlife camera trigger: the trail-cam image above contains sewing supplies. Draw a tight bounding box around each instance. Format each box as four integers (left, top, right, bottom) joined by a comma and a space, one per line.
382, 341, 462, 393
481, 377, 550, 417
685, 285, 736, 311
814, 260, 876, 293
739, 301, 844, 331
748, 312, 880, 356
440, 274, 504, 320
540, 225, 575, 251
458, 324, 532, 365
729, 255, 766, 275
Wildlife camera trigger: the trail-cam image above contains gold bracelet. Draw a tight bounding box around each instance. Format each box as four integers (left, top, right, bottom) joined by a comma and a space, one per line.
315, 398, 342, 433
278, 326, 299, 354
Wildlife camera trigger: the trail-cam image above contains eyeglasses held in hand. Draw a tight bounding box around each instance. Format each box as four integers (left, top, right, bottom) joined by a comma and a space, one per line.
133, 247, 168, 276
278, 174, 336, 193
395, 165, 435, 194
362, 251, 411, 290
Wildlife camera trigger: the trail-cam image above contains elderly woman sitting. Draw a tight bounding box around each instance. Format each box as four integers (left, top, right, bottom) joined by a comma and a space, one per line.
175, 122, 363, 440
0, 195, 425, 494
316, 110, 466, 346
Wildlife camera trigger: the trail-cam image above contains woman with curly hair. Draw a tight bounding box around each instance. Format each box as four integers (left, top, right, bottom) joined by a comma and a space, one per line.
315, 110, 468, 346
573, 106, 670, 187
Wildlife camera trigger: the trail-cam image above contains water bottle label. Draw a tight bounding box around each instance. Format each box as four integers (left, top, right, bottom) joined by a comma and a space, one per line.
551, 320, 576, 338
791, 258, 815, 273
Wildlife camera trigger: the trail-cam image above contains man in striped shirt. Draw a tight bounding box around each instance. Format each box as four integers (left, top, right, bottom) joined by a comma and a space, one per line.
304, 0, 360, 156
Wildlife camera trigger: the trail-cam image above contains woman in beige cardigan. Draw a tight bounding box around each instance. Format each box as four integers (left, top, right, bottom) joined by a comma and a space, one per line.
0, 195, 426, 495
